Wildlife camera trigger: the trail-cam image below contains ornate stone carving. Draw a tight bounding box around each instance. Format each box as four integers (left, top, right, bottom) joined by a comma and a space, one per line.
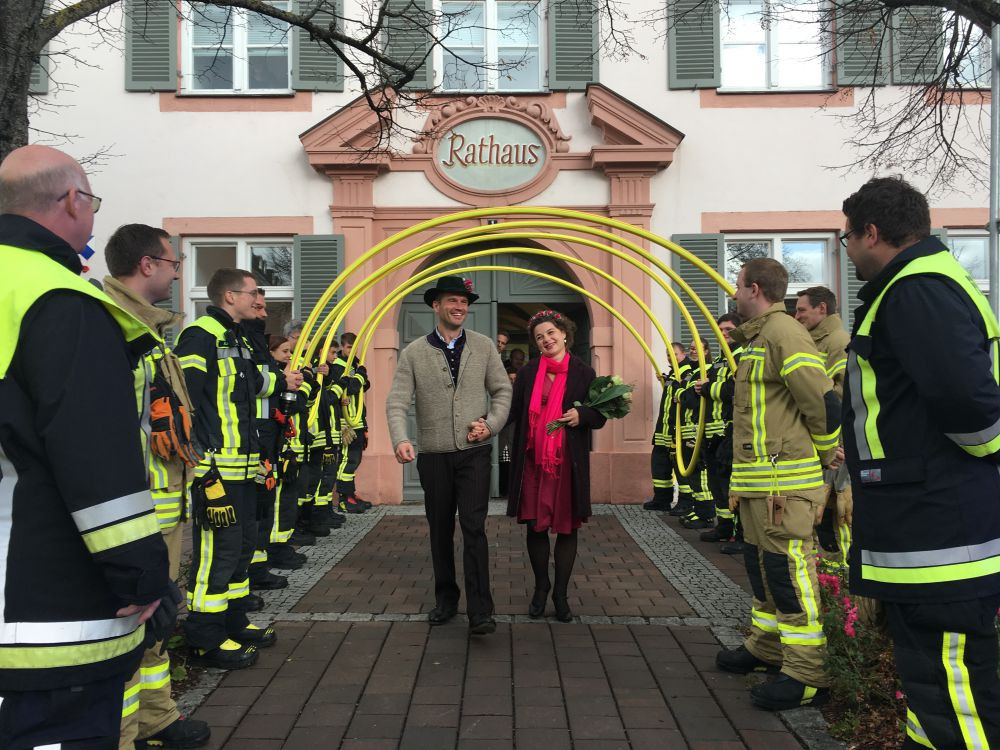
411, 95, 571, 154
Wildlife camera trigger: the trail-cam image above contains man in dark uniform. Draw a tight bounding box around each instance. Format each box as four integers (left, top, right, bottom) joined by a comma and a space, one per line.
0, 145, 171, 748
842, 176, 1000, 748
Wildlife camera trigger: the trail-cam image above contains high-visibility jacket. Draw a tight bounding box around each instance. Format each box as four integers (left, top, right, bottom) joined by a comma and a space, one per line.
103, 276, 193, 531
808, 314, 850, 399
175, 307, 274, 482
0, 228, 169, 691
652, 359, 691, 446
844, 237, 1000, 602
730, 303, 840, 497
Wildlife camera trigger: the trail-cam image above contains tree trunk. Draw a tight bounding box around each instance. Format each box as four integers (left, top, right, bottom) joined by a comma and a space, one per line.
0, 0, 47, 161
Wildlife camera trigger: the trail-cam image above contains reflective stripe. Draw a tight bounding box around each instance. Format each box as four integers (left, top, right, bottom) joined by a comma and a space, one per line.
251, 548, 267, 564
862, 546, 1000, 584
71, 490, 152, 532
906, 709, 935, 749
121, 681, 141, 718
0, 626, 143, 669
178, 354, 207, 372
190, 526, 215, 612
788, 539, 821, 624
217, 346, 252, 360
751, 608, 778, 633
229, 579, 250, 599
847, 351, 876, 461
946, 413, 1000, 457
780, 353, 826, 378
0, 614, 140, 645
733, 459, 822, 473
811, 429, 841, 451
862, 538, 1000, 569
943, 631, 990, 749
140, 661, 171, 691
826, 358, 847, 377
81, 513, 159, 554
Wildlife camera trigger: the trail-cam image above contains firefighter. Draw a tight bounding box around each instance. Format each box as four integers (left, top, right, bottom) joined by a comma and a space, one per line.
643, 341, 688, 512
244, 290, 303, 591
104, 224, 211, 749
175, 268, 278, 668
842, 176, 1000, 748
694, 313, 743, 545
333, 333, 372, 514
674, 339, 713, 526
0, 145, 172, 748
715, 257, 841, 711
794, 286, 851, 567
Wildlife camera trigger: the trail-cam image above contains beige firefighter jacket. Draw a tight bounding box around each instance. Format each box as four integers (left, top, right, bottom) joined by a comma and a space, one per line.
729, 302, 839, 498
809, 314, 850, 399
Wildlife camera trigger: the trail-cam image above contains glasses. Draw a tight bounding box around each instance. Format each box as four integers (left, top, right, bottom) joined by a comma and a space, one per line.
57, 188, 102, 214
230, 288, 261, 297
145, 253, 185, 272
839, 228, 859, 248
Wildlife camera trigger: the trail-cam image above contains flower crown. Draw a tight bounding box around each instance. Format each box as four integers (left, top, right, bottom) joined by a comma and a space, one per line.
527, 310, 562, 328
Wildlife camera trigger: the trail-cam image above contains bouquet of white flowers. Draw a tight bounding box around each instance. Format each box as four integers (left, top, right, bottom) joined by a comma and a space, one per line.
546, 375, 634, 433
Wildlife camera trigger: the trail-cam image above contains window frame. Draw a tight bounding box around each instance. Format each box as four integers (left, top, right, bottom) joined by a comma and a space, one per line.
180, 1, 293, 95
185, 237, 295, 319
436, 0, 547, 93
945, 12, 992, 91
719, 0, 833, 93
724, 232, 837, 297
947, 230, 990, 291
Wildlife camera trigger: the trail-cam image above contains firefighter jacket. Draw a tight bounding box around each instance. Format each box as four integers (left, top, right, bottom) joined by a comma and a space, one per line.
808, 314, 850, 398
677, 358, 710, 442
331, 356, 369, 435
175, 307, 274, 482
0, 217, 169, 691
700, 344, 745, 435
243, 317, 286, 425
844, 237, 1000, 603
103, 276, 193, 531
730, 302, 840, 497
652, 359, 692, 446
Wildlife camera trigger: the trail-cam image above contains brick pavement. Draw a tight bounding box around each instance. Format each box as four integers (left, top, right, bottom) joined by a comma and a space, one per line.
294, 515, 696, 619
180, 506, 821, 749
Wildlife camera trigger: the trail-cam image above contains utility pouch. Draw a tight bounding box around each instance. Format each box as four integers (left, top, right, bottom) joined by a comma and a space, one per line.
767, 494, 786, 526
280, 450, 299, 484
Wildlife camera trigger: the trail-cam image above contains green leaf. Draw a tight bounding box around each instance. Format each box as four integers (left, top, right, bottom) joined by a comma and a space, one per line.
170, 665, 188, 682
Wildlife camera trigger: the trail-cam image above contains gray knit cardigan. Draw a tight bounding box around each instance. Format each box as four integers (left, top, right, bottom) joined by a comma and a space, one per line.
386, 329, 512, 453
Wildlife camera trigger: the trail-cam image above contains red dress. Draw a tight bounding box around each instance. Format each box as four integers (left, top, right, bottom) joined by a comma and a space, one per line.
517, 377, 583, 534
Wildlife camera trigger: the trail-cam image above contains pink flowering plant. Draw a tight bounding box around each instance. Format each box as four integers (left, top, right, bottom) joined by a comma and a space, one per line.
817, 561, 903, 742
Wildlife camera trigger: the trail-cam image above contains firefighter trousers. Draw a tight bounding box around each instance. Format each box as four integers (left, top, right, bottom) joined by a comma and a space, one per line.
184, 479, 256, 650
885, 597, 1000, 750
650, 444, 674, 504
0, 672, 127, 750
704, 441, 735, 536
120, 521, 183, 747
739, 490, 829, 687
336, 436, 364, 497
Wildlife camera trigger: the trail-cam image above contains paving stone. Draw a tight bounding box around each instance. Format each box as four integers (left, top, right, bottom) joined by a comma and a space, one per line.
514, 728, 572, 750
514, 706, 568, 729
230, 712, 296, 739
344, 713, 406, 739
627, 728, 690, 750
406, 703, 461, 727
459, 714, 514, 740
399, 726, 458, 749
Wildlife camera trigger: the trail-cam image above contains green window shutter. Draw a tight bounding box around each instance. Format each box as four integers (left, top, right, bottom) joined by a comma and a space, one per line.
891, 7, 942, 84
838, 250, 866, 331
670, 234, 725, 350
125, 0, 177, 92
548, 0, 598, 91
834, 5, 889, 86
667, 0, 719, 90
293, 234, 344, 322
154, 237, 183, 345
29, 47, 49, 95
292, 0, 345, 92
384, 0, 434, 90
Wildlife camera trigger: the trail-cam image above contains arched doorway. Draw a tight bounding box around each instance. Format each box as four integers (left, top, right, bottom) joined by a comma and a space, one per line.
396, 243, 590, 500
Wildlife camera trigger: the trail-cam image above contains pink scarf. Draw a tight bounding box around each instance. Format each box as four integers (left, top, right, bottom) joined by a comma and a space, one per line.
527, 353, 570, 476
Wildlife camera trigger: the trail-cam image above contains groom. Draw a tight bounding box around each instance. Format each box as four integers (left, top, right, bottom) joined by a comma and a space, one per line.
385, 276, 511, 634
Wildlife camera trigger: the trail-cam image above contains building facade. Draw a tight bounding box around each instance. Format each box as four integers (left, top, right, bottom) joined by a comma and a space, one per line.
29, 0, 990, 503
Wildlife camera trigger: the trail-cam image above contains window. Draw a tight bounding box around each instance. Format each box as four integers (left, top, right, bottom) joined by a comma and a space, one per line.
725, 234, 833, 300
439, 0, 544, 91
949, 233, 989, 290
183, 2, 291, 93
186, 238, 295, 335
947, 14, 991, 89
720, 0, 828, 90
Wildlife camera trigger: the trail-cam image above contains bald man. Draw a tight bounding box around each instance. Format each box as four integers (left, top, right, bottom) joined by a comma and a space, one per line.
0, 146, 171, 749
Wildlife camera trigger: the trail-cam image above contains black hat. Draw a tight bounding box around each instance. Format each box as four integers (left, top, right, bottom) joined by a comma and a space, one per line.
423, 275, 479, 307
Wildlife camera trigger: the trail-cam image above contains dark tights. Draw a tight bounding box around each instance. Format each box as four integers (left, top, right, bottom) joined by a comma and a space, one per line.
526, 525, 578, 597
